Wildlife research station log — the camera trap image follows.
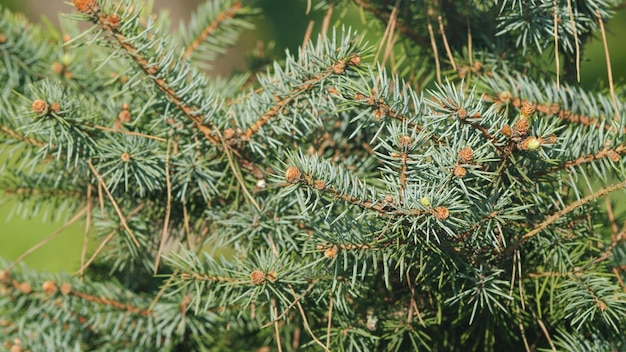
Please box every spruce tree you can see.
[1,0,626,350]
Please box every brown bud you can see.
[349,54,362,66]
[472,61,483,72]
[499,91,512,103]
[60,283,72,295]
[266,271,277,283]
[50,102,61,113]
[384,194,395,204]
[313,179,326,190]
[51,62,65,75]
[324,246,338,259]
[285,166,301,184]
[250,270,266,285]
[398,135,412,148]
[104,14,121,30]
[354,93,367,101]
[433,206,449,221]
[457,147,474,163]
[333,60,346,74]
[73,0,98,13]
[0,32,7,44]
[518,136,540,151]
[501,125,513,137]
[0,270,9,282]
[543,134,557,145]
[18,282,32,294]
[223,128,235,140]
[520,102,535,118]
[42,280,57,295]
[32,99,49,114]
[457,108,467,119]
[453,165,467,178]
[118,109,131,123]
[120,152,131,162]
[514,118,530,136]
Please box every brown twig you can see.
[566,0,581,82]
[553,0,560,90]
[326,293,334,349]
[80,184,93,280]
[90,124,166,142]
[182,2,243,60]
[87,160,141,248]
[518,179,626,244]
[289,284,330,352]
[5,206,88,273]
[537,318,556,351]
[0,125,46,147]
[427,15,442,85]
[74,203,145,275]
[272,298,284,352]
[596,10,621,121]
[438,16,457,71]
[154,138,173,274]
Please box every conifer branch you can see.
[182,2,243,60]
[87,160,141,248]
[89,8,220,145]
[0,125,46,147]
[519,179,626,244]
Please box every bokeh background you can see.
[1,0,625,273]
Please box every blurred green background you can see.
[1,0,625,273]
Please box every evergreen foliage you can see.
[1,0,626,350]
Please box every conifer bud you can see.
[313,179,326,190]
[0,32,7,44]
[526,137,541,151]
[223,128,235,140]
[0,270,8,282]
[333,60,346,74]
[518,136,541,151]
[398,135,412,148]
[457,108,467,119]
[514,118,530,136]
[349,54,362,66]
[266,271,277,283]
[499,91,512,103]
[457,147,474,163]
[324,246,338,259]
[32,99,49,114]
[73,0,98,14]
[420,197,430,207]
[104,14,121,30]
[118,109,131,123]
[120,152,131,162]
[285,166,301,184]
[60,283,72,295]
[18,282,32,294]
[42,280,57,295]
[250,270,266,285]
[520,102,535,118]
[453,165,467,178]
[354,93,367,101]
[501,124,513,137]
[50,102,61,113]
[433,206,449,221]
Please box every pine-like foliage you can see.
[1,0,626,350]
